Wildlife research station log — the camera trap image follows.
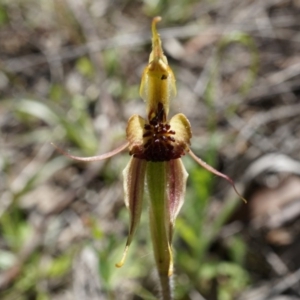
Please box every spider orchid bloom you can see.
[53,16,246,294]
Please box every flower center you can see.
[130,102,187,162]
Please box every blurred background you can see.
[1,0,300,299]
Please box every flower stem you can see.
[159,273,173,300]
[146,161,173,300]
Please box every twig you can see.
[236,103,300,143]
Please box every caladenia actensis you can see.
[53,17,246,300]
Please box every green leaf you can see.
[0,4,8,25]
[76,56,95,78]
[45,253,73,278]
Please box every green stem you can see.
[146,161,173,300]
[159,273,173,300]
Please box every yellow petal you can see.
[116,157,147,268]
[168,113,192,155]
[140,17,176,122]
[126,114,146,157]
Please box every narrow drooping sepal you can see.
[167,159,188,242]
[146,161,173,278]
[116,157,147,268]
[51,142,129,162]
[140,16,176,121]
[188,149,247,203]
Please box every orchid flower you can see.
[53,16,246,299]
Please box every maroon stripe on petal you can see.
[167,159,188,225]
[124,158,147,240]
